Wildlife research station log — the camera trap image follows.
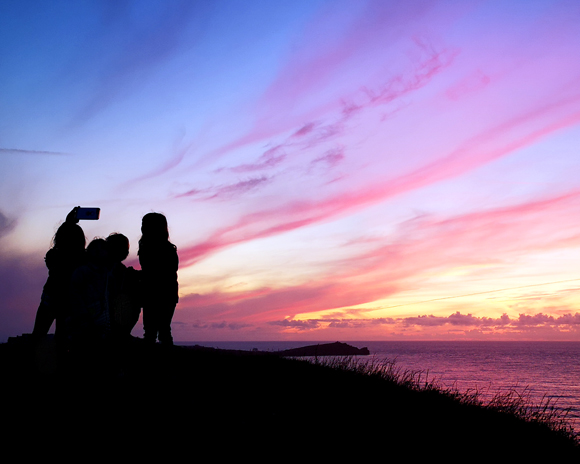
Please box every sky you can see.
[2,0,580,342]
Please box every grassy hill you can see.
[2,336,578,460]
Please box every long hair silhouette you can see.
[139,212,171,245]
[137,212,178,345]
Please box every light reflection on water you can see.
[362,341,580,430]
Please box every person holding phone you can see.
[138,212,179,345]
[32,207,87,341]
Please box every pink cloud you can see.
[260,311,580,338]
[175,187,580,333]
[292,122,318,138]
[332,189,580,286]
[190,4,457,169]
[178,278,400,326]
[446,69,491,100]
[178,92,580,269]
[177,307,580,340]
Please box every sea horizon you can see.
[176,339,580,350]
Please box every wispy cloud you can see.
[218,146,287,174]
[0,211,16,238]
[67,1,209,125]
[309,147,345,170]
[175,187,580,332]
[0,148,69,156]
[176,175,271,201]
[177,95,580,268]
[191,7,457,169]
[170,5,580,268]
[123,137,194,187]
[192,320,252,331]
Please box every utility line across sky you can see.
[378,279,580,310]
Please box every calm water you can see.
[183,341,580,431]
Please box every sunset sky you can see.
[2,0,580,342]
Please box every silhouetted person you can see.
[68,238,111,346]
[106,233,142,339]
[32,207,86,343]
[138,212,179,345]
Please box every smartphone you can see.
[76,207,100,220]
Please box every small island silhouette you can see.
[276,341,370,357]
[186,340,370,357]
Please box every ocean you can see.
[182,340,580,432]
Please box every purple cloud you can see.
[226,146,287,173]
[0,211,16,238]
[177,175,271,201]
[270,312,580,332]
[310,147,345,169]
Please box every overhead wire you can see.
[377,278,580,310]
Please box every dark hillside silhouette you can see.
[2,337,578,460]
